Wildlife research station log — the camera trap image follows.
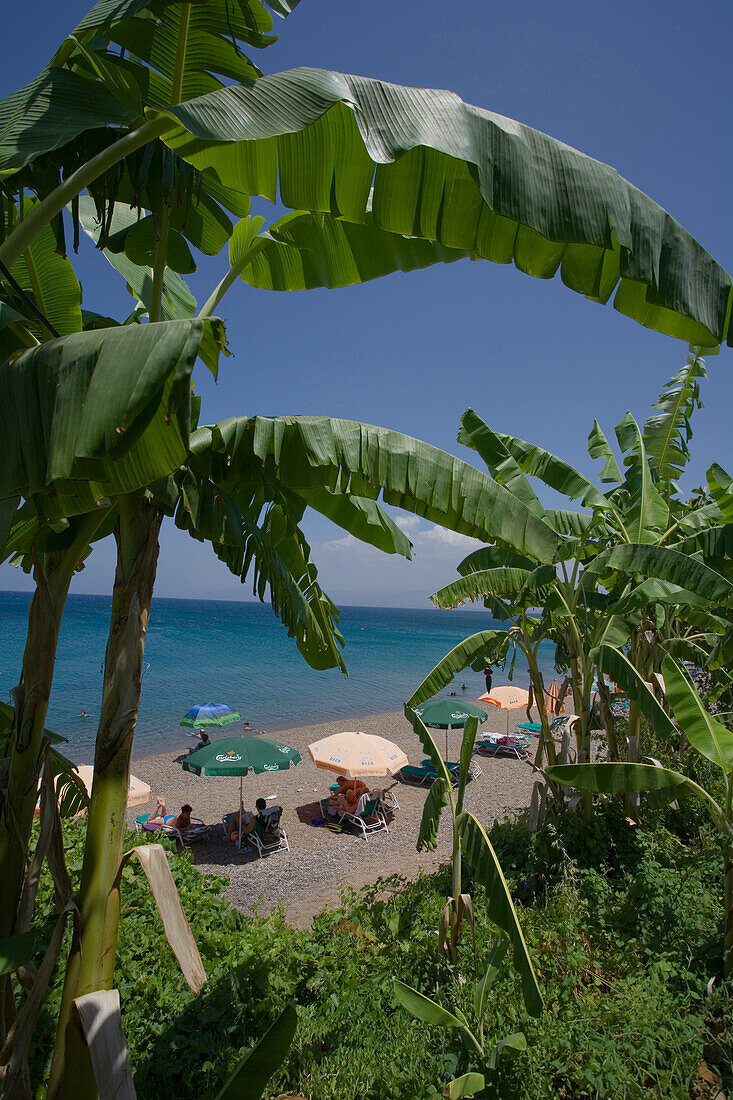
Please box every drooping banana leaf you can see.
[0,320,212,516]
[295,487,413,559]
[545,761,692,796]
[586,544,733,605]
[592,644,677,742]
[457,545,536,576]
[431,568,555,611]
[615,413,670,542]
[7,199,83,337]
[407,631,511,707]
[661,655,733,773]
[417,775,449,852]
[457,812,543,1017]
[152,68,733,346]
[455,409,547,519]
[189,416,562,563]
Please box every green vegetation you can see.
[23,801,729,1099]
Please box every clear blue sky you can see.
[2,0,730,607]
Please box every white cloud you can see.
[394,514,422,533]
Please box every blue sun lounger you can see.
[400,763,460,787]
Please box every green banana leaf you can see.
[189,416,561,563]
[237,210,471,292]
[295,487,412,559]
[616,412,670,542]
[708,464,733,523]
[393,980,465,1029]
[403,705,454,787]
[546,761,691,795]
[592,644,677,742]
[674,524,733,563]
[153,67,733,346]
[431,567,555,611]
[661,656,733,772]
[587,421,622,483]
[214,1002,297,1100]
[446,1073,486,1099]
[9,199,83,337]
[463,417,611,512]
[457,546,536,575]
[173,471,346,672]
[417,775,449,853]
[0,68,136,175]
[0,320,210,514]
[586,544,733,605]
[457,812,543,1017]
[642,353,706,483]
[456,410,547,519]
[407,630,510,707]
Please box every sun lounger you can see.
[319,792,387,838]
[399,764,460,787]
[249,806,289,857]
[474,733,530,760]
[134,813,208,846]
[419,757,483,779]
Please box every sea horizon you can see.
[0,589,557,762]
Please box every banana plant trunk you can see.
[0,516,103,1045]
[526,652,556,768]
[725,839,733,980]
[48,495,161,1100]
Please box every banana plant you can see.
[394,937,526,1098]
[403,705,543,1018]
[547,654,733,976]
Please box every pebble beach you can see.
[128,705,539,928]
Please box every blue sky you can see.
[1,0,730,607]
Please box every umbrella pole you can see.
[238,775,243,852]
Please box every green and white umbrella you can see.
[412,699,488,756]
[182,736,300,847]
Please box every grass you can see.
[26,795,731,1099]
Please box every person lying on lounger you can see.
[226,797,267,842]
[332,775,368,797]
[327,787,362,816]
[147,799,194,832]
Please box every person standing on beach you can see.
[484,665,493,694]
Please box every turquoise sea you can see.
[0,591,557,762]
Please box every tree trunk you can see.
[0,515,104,1047]
[527,653,556,769]
[48,496,161,1100]
[595,676,619,761]
[724,841,733,980]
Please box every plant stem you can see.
[0,512,108,1046]
[48,495,162,1100]
[0,119,171,274]
[148,206,169,323]
[171,4,192,105]
[196,238,267,318]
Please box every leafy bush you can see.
[25,805,728,1099]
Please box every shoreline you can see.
[128,705,538,928]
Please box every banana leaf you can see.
[153,67,733,346]
[661,656,733,772]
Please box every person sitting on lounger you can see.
[147,799,194,832]
[333,775,368,796]
[226,797,267,842]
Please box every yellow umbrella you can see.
[307,731,408,778]
[479,686,532,734]
[75,765,151,809]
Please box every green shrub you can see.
[24,804,728,1099]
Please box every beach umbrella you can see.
[181,735,300,847]
[545,678,564,715]
[74,765,151,809]
[180,702,242,728]
[412,699,488,756]
[308,731,408,779]
[479,686,531,734]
